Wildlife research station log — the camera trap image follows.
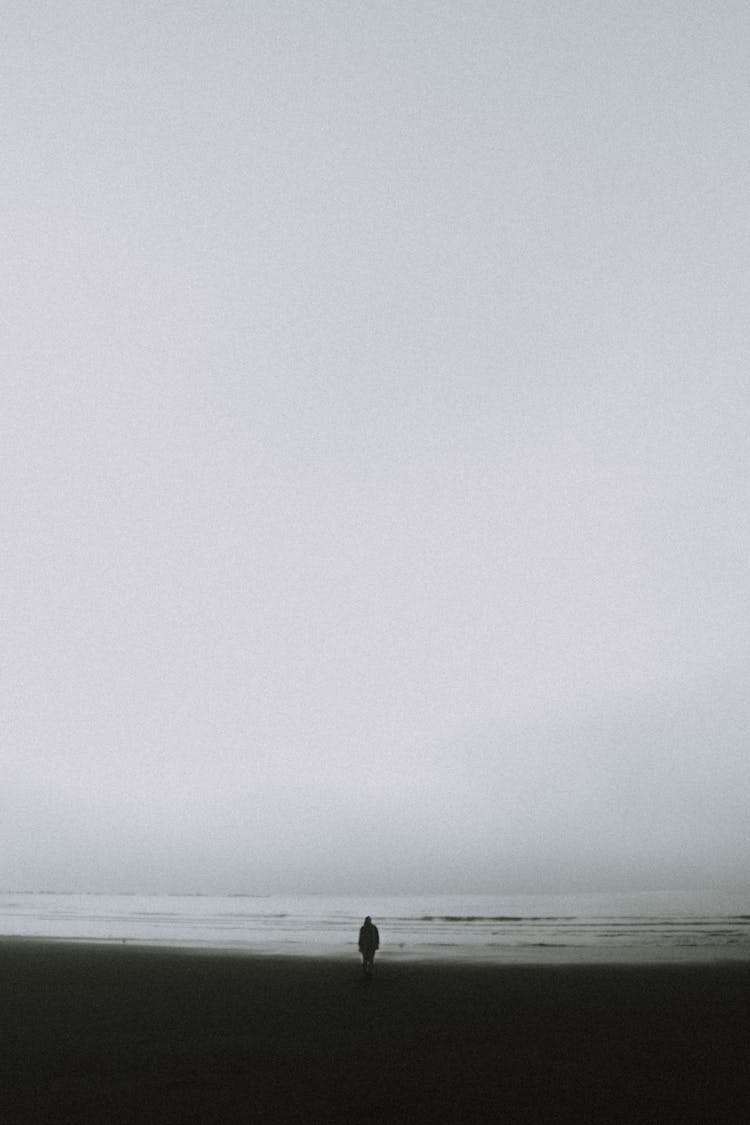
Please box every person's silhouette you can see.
[358,916,379,977]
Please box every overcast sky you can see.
[3,1,749,895]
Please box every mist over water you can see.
[3,890,749,964]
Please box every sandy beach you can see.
[3,940,749,1123]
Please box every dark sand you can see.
[2,941,749,1123]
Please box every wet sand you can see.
[3,940,749,1123]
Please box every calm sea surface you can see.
[2,890,749,963]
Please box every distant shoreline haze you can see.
[2,889,749,964]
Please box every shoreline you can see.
[2,932,749,966]
[4,939,750,1122]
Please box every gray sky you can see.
[3,1,749,895]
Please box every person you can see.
[358,916,379,977]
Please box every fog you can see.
[4,2,749,894]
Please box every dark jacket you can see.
[358,922,380,955]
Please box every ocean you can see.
[2,889,749,963]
